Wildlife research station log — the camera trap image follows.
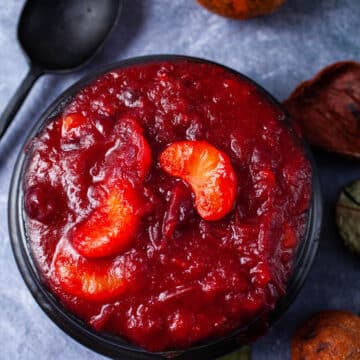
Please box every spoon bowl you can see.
[19,0,121,71]
[0,0,122,139]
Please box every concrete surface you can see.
[0,1,359,359]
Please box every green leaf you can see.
[218,346,251,360]
[336,179,360,255]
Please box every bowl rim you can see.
[8,54,323,359]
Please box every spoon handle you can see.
[0,64,43,139]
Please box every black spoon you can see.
[0,0,122,139]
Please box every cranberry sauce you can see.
[24,60,311,351]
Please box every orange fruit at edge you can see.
[197,0,286,19]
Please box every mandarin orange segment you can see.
[54,245,128,301]
[160,140,237,221]
[71,182,140,258]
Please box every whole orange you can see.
[197,0,286,19]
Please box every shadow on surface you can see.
[89,0,146,66]
[279,0,344,17]
[0,107,33,169]
[283,0,325,15]
[0,75,50,169]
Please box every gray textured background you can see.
[0,1,359,359]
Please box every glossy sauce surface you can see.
[24,60,311,351]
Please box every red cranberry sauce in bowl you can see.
[23,60,311,351]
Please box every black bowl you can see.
[8,55,322,359]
